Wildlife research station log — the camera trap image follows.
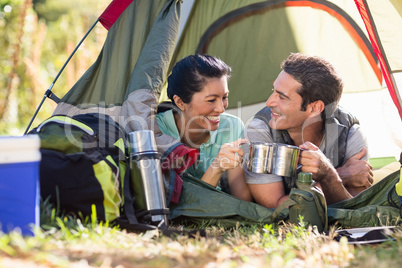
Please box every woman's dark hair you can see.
[281,53,343,116]
[167,54,231,106]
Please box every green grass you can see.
[1,205,401,267]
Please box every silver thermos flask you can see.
[129,130,168,226]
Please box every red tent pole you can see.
[355,0,402,121]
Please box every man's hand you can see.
[336,148,373,190]
[299,141,352,203]
[299,142,335,182]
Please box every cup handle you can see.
[297,148,306,171]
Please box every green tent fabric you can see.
[170,173,276,226]
[56,0,177,109]
[170,170,401,229]
[54,0,181,155]
[160,0,383,109]
[327,170,401,228]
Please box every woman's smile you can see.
[206,115,221,124]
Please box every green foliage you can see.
[33,0,101,22]
[39,197,112,233]
[0,0,108,135]
[1,211,402,267]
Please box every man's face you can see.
[265,71,309,132]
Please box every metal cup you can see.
[247,142,273,173]
[271,143,301,177]
[247,142,301,177]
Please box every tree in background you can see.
[0,0,108,135]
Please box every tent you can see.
[47,0,402,167]
[45,0,402,164]
[29,0,402,228]
[160,0,402,165]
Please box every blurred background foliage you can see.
[0,0,109,135]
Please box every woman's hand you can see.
[212,138,248,173]
[201,138,248,187]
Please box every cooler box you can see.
[0,135,41,236]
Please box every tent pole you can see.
[24,19,100,135]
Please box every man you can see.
[244,53,373,207]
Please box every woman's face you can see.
[180,76,229,133]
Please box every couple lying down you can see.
[156,53,374,209]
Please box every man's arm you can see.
[300,142,352,204]
[248,182,288,208]
[316,166,353,204]
[243,159,288,207]
[336,125,373,195]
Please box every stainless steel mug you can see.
[247,142,273,173]
[129,130,168,225]
[247,142,301,177]
[271,143,301,177]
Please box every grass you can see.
[1,204,401,268]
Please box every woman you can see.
[157,54,252,201]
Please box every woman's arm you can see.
[227,166,253,201]
[200,162,225,187]
[200,138,248,191]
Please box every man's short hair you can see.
[281,53,343,116]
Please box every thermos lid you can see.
[129,130,158,155]
[297,172,313,184]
